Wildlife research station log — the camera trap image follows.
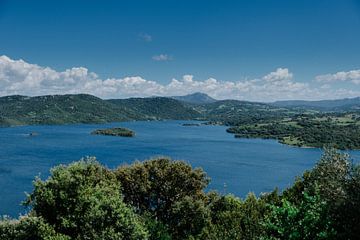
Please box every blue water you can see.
[1,121,359,217]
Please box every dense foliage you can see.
[1,149,360,239]
[24,158,148,239]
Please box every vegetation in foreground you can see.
[1,148,359,239]
[91,127,135,137]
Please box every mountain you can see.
[171,92,217,104]
[107,97,202,120]
[272,97,360,111]
[0,93,312,127]
[0,94,203,127]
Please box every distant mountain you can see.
[272,97,360,111]
[172,92,217,104]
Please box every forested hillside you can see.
[0,94,203,126]
[108,97,202,120]
[0,94,136,126]
[0,94,285,126]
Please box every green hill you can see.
[107,97,202,120]
[0,94,290,127]
[194,100,292,125]
[0,94,136,126]
[0,94,203,127]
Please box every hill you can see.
[107,97,202,120]
[194,99,292,125]
[0,94,137,126]
[0,93,292,127]
[3,93,360,149]
[171,92,217,104]
[0,94,203,127]
[272,97,360,111]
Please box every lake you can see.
[1,121,359,217]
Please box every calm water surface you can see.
[1,121,359,216]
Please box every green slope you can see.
[0,94,137,126]
[0,94,203,126]
[108,97,202,120]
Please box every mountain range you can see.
[272,97,360,111]
[1,92,360,127]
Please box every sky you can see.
[0,0,360,101]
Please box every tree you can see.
[263,191,336,240]
[169,196,210,240]
[25,157,148,240]
[115,157,209,222]
[305,148,351,206]
[280,148,360,240]
[0,216,70,240]
[202,193,266,240]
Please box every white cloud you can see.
[263,68,293,82]
[152,54,172,61]
[1,55,360,101]
[138,33,152,42]
[316,69,360,84]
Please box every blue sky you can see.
[0,0,360,101]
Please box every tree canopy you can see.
[1,150,360,239]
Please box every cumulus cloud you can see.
[263,68,293,82]
[0,55,359,101]
[316,69,360,84]
[152,54,172,61]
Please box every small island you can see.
[182,123,201,126]
[91,127,135,137]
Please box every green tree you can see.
[115,157,209,221]
[0,216,70,240]
[263,191,336,240]
[338,164,360,239]
[169,196,210,240]
[280,148,360,240]
[305,148,351,206]
[141,213,172,240]
[25,158,148,240]
[203,193,266,240]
